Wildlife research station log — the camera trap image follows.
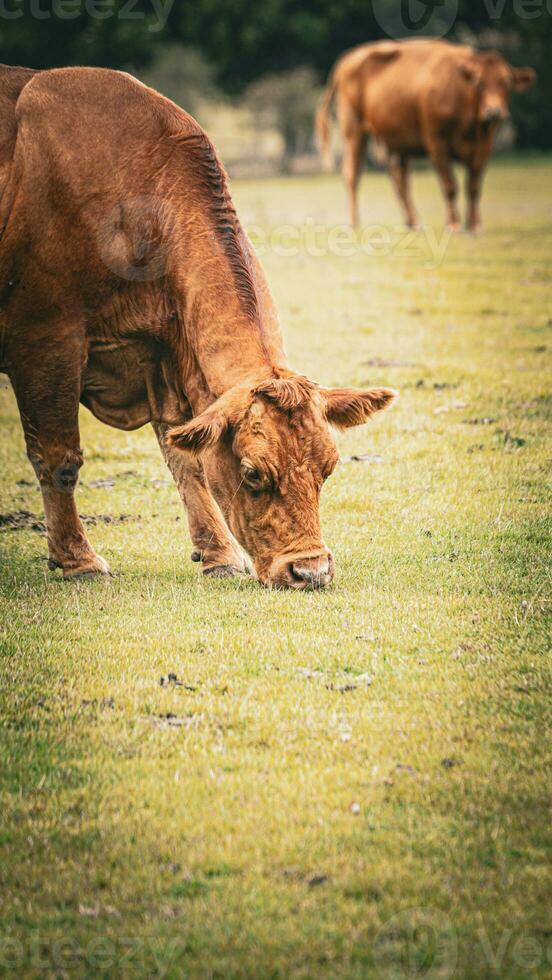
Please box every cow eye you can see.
[241,463,264,490]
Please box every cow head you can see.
[462,51,536,125]
[167,371,397,589]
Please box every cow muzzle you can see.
[266,550,335,591]
[480,104,508,124]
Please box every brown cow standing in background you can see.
[316,39,536,231]
[0,65,396,590]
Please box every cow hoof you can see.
[203,564,241,579]
[193,547,252,576]
[448,222,461,233]
[62,555,111,580]
[467,225,482,235]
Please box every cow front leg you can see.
[9,334,109,579]
[41,480,110,579]
[427,138,460,231]
[153,423,249,577]
[389,153,420,229]
[466,164,484,233]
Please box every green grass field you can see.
[1,158,551,979]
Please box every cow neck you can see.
[165,127,287,406]
[184,302,273,401]
[178,239,287,408]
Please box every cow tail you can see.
[316,71,338,171]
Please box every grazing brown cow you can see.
[0,65,396,590]
[316,39,536,231]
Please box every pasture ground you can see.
[0,158,551,979]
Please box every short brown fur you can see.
[0,65,396,589]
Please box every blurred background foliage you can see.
[0,0,550,171]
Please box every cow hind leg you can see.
[153,423,250,578]
[389,154,420,229]
[342,132,367,228]
[8,327,109,579]
[338,98,367,228]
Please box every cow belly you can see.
[81,339,189,430]
[384,132,426,155]
[366,90,425,154]
[372,122,426,155]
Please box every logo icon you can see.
[402,0,445,30]
[96,196,168,283]
[372,0,458,38]
[372,907,458,980]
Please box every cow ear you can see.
[166,404,229,455]
[323,387,398,429]
[511,67,536,92]
[461,56,484,87]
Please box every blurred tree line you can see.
[0,0,550,148]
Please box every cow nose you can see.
[289,554,333,590]
[482,105,507,123]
